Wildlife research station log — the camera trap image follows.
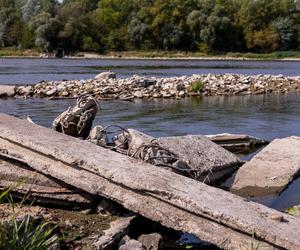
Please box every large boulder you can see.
[0,85,16,97]
[227,136,300,197]
[95,71,116,80]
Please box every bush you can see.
[191,81,205,92]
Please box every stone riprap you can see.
[11,73,300,99]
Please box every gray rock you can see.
[18,85,33,95]
[93,216,135,250]
[134,91,143,98]
[0,85,16,97]
[138,233,163,250]
[95,71,116,80]
[119,236,145,250]
[45,88,58,96]
[228,136,300,197]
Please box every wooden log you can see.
[205,133,269,153]
[0,114,300,249]
[0,157,95,207]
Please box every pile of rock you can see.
[9,73,300,100]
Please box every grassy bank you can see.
[100,50,300,60]
[1,47,300,60]
[0,48,39,57]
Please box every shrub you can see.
[191,81,205,92]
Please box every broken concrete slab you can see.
[157,135,242,183]
[229,136,300,197]
[124,129,242,184]
[0,85,16,97]
[205,133,269,153]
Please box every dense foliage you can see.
[0,0,299,53]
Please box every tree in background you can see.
[0,0,299,53]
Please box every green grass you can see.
[1,47,299,60]
[225,51,300,60]
[0,187,59,250]
[0,48,39,57]
[102,50,300,60]
[190,81,205,93]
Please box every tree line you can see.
[0,0,299,54]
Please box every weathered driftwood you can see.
[1,114,300,249]
[0,158,95,207]
[205,133,269,153]
[228,136,300,197]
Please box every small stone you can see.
[46,88,58,96]
[138,233,163,250]
[119,235,145,250]
[134,91,143,98]
[269,213,284,222]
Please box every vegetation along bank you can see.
[0,0,299,55]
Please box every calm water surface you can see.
[0,58,300,85]
[1,93,300,140]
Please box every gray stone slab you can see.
[229,136,300,197]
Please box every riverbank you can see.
[1,48,300,61]
[2,73,299,100]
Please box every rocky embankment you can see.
[2,73,300,99]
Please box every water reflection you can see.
[1,92,300,141]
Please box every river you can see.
[0,58,300,85]
[0,58,300,210]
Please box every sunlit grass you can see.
[0,187,59,250]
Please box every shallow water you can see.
[1,93,300,141]
[0,58,299,85]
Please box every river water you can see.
[0,58,300,85]
[1,58,300,211]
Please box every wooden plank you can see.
[0,158,95,206]
[0,114,299,249]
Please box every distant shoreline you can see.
[1,49,300,61]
